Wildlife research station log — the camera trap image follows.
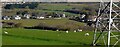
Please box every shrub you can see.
[6,22,15,28]
[14,23,23,28]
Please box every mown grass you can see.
[2,28,120,46]
[2,28,93,45]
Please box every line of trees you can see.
[4,2,39,9]
[64,6,98,16]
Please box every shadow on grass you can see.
[2,34,119,47]
[3,34,87,45]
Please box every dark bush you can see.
[64,9,80,14]
[2,22,15,28]
[14,23,23,28]
[24,21,94,31]
[2,22,6,24]
[2,22,23,28]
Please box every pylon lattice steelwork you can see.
[93,0,120,47]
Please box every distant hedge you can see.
[4,2,39,9]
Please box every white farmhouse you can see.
[37,16,45,19]
[23,14,31,19]
[2,16,10,20]
[48,16,52,18]
[14,15,21,20]
[62,14,66,18]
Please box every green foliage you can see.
[3,3,98,16]
[47,21,81,31]
[25,6,29,9]
[16,11,22,15]
[4,2,39,9]
[14,23,23,28]
[118,2,120,6]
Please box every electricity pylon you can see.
[93,0,120,47]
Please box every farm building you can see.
[2,16,11,20]
[22,14,31,19]
[36,16,45,19]
[13,15,21,20]
[52,13,66,18]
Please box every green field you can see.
[3,19,85,27]
[2,3,120,47]
[2,28,120,46]
[3,19,90,31]
[2,19,120,46]
[2,28,93,45]
[3,3,98,16]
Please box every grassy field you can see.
[2,18,120,46]
[2,3,98,16]
[3,19,93,31]
[2,28,119,46]
[2,28,94,45]
[2,3,120,47]
[2,28,93,45]
[3,19,85,27]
